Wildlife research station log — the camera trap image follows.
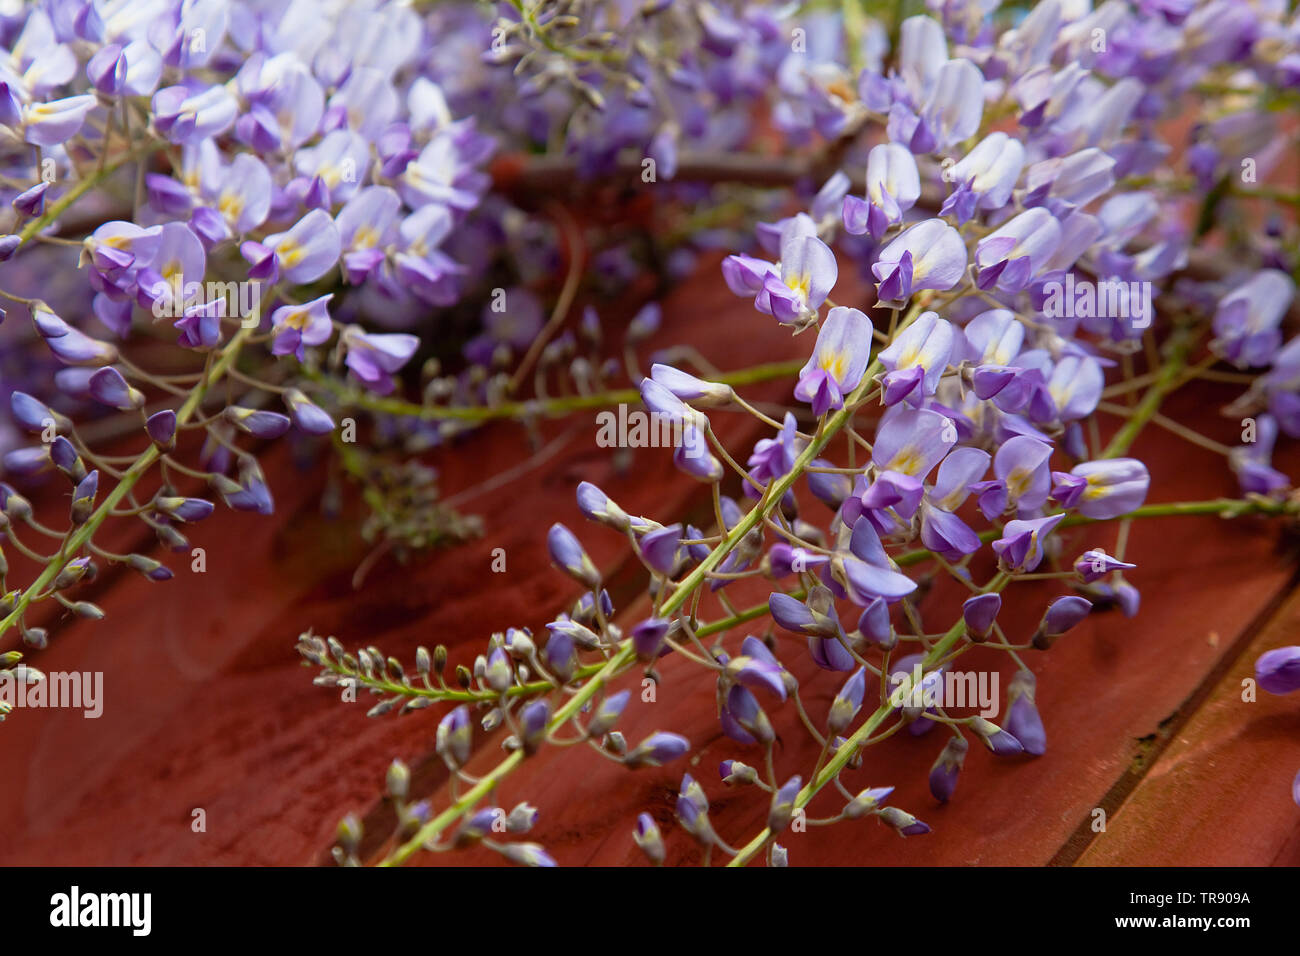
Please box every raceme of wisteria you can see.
[2,0,1300,867]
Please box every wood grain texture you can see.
[2,267,1299,867]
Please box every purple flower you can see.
[154,496,215,523]
[846,143,920,238]
[10,392,67,433]
[639,378,707,431]
[757,225,837,326]
[1211,270,1295,368]
[262,209,341,285]
[650,363,733,406]
[639,524,682,575]
[722,253,775,296]
[949,132,1025,211]
[341,328,419,394]
[972,435,1054,519]
[22,94,96,147]
[769,587,842,640]
[587,690,629,739]
[271,295,334,361]
[1046,354,1104,423]
[519,699,550,755]
[870,407,957,480]
[878,311,955,404]
[795,307,873,416]
[992,514,1065,572]
[1067,458,1150,519]
[151,85,237,144]
[725,652,787,701]
[34,308,118,367]
[975,208,1062,293]
[872,219,966,304]
[12,182,49,217]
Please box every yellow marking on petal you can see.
[1006,467,1034,498]
[821,353,847,380]
[353,225,380,249]
[281,308,311,330]
[887,446,925,476]
[218,191,244,223]
[277,238,304,268]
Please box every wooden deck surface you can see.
[2,261,1299,867]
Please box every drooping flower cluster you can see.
[2,0,1298,866]
[298,0,1300,866]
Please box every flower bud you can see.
[146,410,177,450]
[499,842,556,867]
[962,592,1001,642]
[576,481,630,532]
[506,802,539,834]
[634,812,665,864]
[224,406,292,439]
[126,553,173,581]
[70,470,98,525]
[336,813,363,854]
[878,805,931,836]
[386,760,410,800]
[547,523,601,588]
[520,699,550,755]
[1256,646,1300,695]
[484,647,513,692]
[827,667,867,735]
[1004,670,1046,755]
[970,716,1024,755]
[719,759,759,785]
[928,736,969,803]
[586,689,629,738]
[675,774,716,844]
[53,556,91,590]
[767,775,803,832]
[436,705,471,769]
[624,731,689,769]
[1033,595,1092,649]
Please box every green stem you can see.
[0,328,252,642]
[306,357,806,424]
[383,314,922,863]
[1100,325,1197,459]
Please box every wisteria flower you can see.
[795,307,873,416]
